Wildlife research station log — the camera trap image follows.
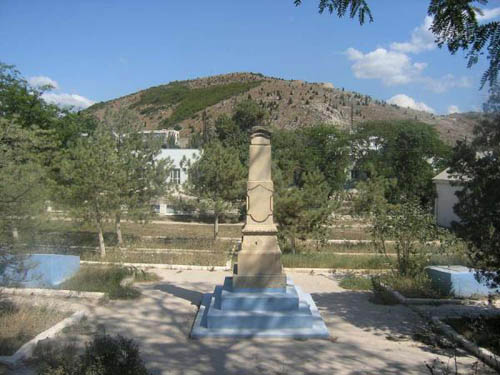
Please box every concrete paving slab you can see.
[9,269,494,374]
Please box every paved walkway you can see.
[7,270,494,374]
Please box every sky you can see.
[1,0,499,115]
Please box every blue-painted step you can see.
[214,277,300,311]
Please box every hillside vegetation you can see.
[86,72,480,145]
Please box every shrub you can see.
[36,334,150,375]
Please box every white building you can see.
[433,168,462,228]
[154,148,201,215]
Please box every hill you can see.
[86,72,480,145]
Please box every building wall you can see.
[154,148,201,215]
[156,148,200,186]
[434,181,462,228]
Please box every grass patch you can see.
[58,266,158,299]
[326,227,373,240]
[339,275,373,290]
[282,253,392,269]
[0,302,70,356]
[378,274,448,299]
[83,249,228,266]
[30,220,241,249]
[445,316,500,356]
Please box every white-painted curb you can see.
[80,260,231,271]
[0,287,106,300]
[0,310,86,368]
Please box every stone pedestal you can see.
[190,126,329,339]
[191,277,329,338]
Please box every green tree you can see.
[293,0,500,88]
[371,200,442,277]
[449,85,500,285]
[215,100,268,165]
[352,171,395,216]
[59,127,121,257]
[187,140,246,239]
[272,125,350,195]
[100,108,172,246]
[99,109,172,246]
[274,168,332,253]
[0,120,52,284]
[353,120,450,206]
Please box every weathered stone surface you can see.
[233,126,286,289]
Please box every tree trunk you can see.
[291,236,296,255]
[115,212,123,247]
[12,226,19,241]
[214,213,219,240]
[97,222,106,258]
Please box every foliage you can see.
[379,273,445,299]
[352,120,450,206]
[371,200,444,277]
[58,266,157,299]
[214,99,268,165]
[187,140,246,239]
[294,0,499,88]
[58,126,121,256]
[339,275,372,290]
[274,168,333,252]
[129,81,262,128]
[352,172,395,216]
[273,125,351,194]
[0,63,96,148]
[0,119,52,284]
[449,85,500,286]
[35,334,150,375]
[98,108,172,245]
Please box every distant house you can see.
[153,148,200,215]
[433,168,462,228]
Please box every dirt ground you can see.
[4,270,496,375]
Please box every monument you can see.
[191,126,329,338]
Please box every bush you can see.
[35,334,150,375]
[58,266,158,299]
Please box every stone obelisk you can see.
[232,126,286,289]
[190,125,329,339]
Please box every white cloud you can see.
[391,16,435,54]
[423,74,472,93]
[345,16,473,92]
[28,76,59,89]
[475,7,500,21]
[387,94,435,113]
[448,105,460,114]
[346,47,427,85]
[41,92,95,110]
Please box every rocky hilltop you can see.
[86,72,480,144]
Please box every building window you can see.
[171,168,181,184]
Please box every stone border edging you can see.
[0,287,106,300]
[377,282,466,305]
[431,316,500,371]
[80,260,390,275]
[81,260,231,271]
[283,267,389,274]
[0,310,86,368]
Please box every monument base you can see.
[190,277,329,339]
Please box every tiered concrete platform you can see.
[191,277,329,338]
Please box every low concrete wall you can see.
[2,254,80,288]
